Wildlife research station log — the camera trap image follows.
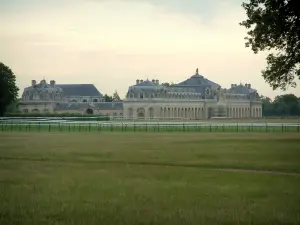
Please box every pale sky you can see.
[1,0,299,99]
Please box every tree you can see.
[161,82,170,87]
[261,96,274,116]
[103,94,113,102]
[112,91,121,102]
[273,94,300,116]
[6,98,20,113]
[240,0,300,91]
[161,82,175,87]
[0,62,19,116]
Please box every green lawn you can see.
[0,133,300,225]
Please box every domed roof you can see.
[176,68,219,87]
[135,80,157,87]
[130,79,165,91]
[229,84,257,95]
[25,79,63,92]
[22,79,64,101]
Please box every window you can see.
[93,99,98,102]
[82,99,87,102]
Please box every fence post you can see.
[69,124,71,132]
[236,123,238,132]
[111,123,113,132]
[265,123,268,132]
[49,124,51,132]
[89,123,91,132]
[146,123,147,132]
[134,123,136,132]
[158,123,159,132]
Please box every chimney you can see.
[156,80,159,85]
[136,79,140,84]
[248,84,251,89]
[140,79,143,83]
[50,80,56,86]
[231,84,234,88]
[152,79,155,83]
[32,80,36,86]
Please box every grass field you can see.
[1,133,300,225]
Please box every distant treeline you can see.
[262,94,300,117]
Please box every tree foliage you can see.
[161,82,175,87]
[104,94,113,102]
[0,62,19,116]
[262,94,300,116]
[240,0,300,90]
[112,91,121,102]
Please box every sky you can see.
[1,0,299,99]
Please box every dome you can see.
[173,68,220,99]
[22,79,64,101]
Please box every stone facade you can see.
[123,69,262,119]
[19,69,263,119]
[19,79,123,116]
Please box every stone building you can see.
[19,79,123,116]
[19,69,262,119]
[123,69,262,119]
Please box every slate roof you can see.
[134,80,157,87]
[176,73,219,87]
[56,84,102,97]
[228,84,256,95]
[55,102,123,110]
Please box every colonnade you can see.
[127,105,263,119]
[159,107,206,119]
[227,107,262,118]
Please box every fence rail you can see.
[0,122,300,133]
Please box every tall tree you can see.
[112,91,121,102]
[273,94,300,116]
[261,96,274,116]
[240,0,300,90]
[103,94,113,102]
[0,62,19,116]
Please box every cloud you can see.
[0,0,299,99]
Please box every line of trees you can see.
[262,94,300,117]
[103,91,121,102]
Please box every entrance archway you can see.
[137,108,145,119]
[86,108,94,114]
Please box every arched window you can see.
[82,99,87,102]
[93,99,98,102]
